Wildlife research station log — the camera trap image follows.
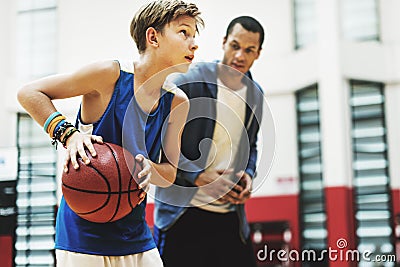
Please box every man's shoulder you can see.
[252,79,264,94]
[173,62,218,84]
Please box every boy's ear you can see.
[146,27,159,48]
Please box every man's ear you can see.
[146,27,159,48]
[222,36,227,50]
[255,48,262,60]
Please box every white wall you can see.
[55,0,280,70]
[54,0,287,115]
[253,93,298,197]
[385,85,400,190]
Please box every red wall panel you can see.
[392,189,400,217]
[0,236,13,267]
[325,186,357,267]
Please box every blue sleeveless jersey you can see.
[55,66,175,256]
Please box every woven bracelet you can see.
[61,127,80,148]
[51,121,74,149]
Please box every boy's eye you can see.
[180,29,195,39]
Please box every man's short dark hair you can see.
[225,16,265,50]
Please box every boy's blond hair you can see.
[130,0,204,54]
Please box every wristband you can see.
[43,111,61,132]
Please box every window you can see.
[293,0,317,49]
[342,0,380,41]
[15,114,57,267]
[16,0,58,81]
[15,1,58,265]
[296,85,328,266]
[350,81,394,265]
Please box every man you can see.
[154,16,265,267]
[17,1,203,266]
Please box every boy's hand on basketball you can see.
[63,131,103,172]
[135,154,151,205]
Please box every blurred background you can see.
[0,0,399,266]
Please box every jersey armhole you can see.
[115,60,134,74]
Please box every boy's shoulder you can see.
[116,60,133,74]
[162,79,189,107]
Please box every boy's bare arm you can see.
[149,88,190,187]
[17,60,119,170]
[17,60,119,127]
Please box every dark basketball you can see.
[61,142,143,223]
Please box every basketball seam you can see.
[62,183,141,194]
[67,164,112,216]
[105,143,124,222]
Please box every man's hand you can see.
[219,171,252,205]
[233,171,252,204]
[194,169,244,203]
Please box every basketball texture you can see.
[61,142,143,223]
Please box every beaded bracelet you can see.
[51,121,74,149]
[61,127,80,148]
[53,120,66,139]
[54,122,74,141]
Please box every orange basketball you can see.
[61,142,143,223]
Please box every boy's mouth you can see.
[185,55,194,62]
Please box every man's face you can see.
[221,23,261,74]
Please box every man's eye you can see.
[180,30,187,36]
[231,44,240,50]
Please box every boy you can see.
[17,1,203,266]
